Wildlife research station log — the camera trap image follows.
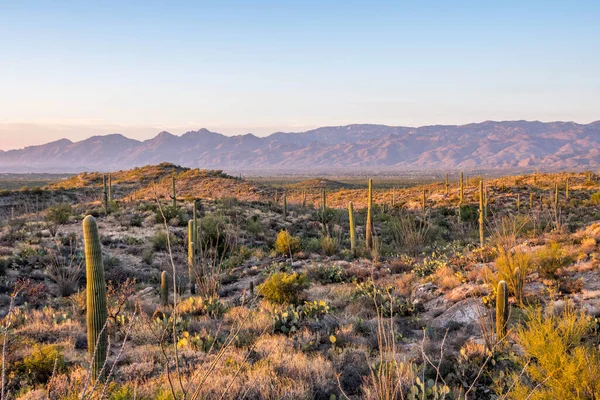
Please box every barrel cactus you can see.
[83,215,108,381]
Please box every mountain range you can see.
[1,120,599,173]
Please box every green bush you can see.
[274,230,301,256]
[258,271,309,305]
[320,236,339,256]
[535,241,572,278]
[45,203,72,225]
[152,230,182,251]
[307,263,347,284]
[590,192,600,205]
[154,205,181,224]
[13,344,65,385]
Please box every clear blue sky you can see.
[0,1,599,149]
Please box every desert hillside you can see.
[0,165,600,398]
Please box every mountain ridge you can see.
[1,120,599,172]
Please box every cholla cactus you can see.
[83,215,108,381]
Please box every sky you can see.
[1,0,599,150]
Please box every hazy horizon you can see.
[1,1,599,150]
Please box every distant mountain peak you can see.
[0,120,598,172]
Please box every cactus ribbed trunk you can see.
[459,171,464,204]
[160,271,169,307]
[516,194,520,212]
[445,173,449,196]
[83,215,108,381]
[188,220,196,295]
[554,182,559,208]
[108,174,112,203]
[192,201,198,256]
[302,190,306,208]
[366,179,373,250]
[102,175,109,216]
[565,179,569,200]
[421,187,426,215]
[348,201,356,255]
[283,193,287,219]
[321,189,327,233]
[496,280,509,342]
[171,175,177,209]
[479,180,484,249]
[530,193,534,210]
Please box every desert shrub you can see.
[46,252,83,297]
[590,192,600,205]
[12,344,65,385]
[353,281,414,317]
[154,205,181,224]
[303,237,322,253]
[534,241,572,278]
[258,272,309,305]
[274,230,301,256]
[320,236,339,256]
[200,214,230,257]
[387,212,431,255]
[494,249,532,306]
[152,230,182,251]
[307,263,347,284]
[458,204,478,222]
[178,296,227,318]
[504,306,600,399]
[45,203,72,225]
[412,251,447,278]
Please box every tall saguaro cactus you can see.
[108,174,112,203]
[83,215,108,381]
[516,194,521,212]
[283,192,287,219]
[348,201,356,255]
[302,190,307,208]
[530,193,534,210]
[366,179,373,250]
[102,175,109,215]
[554,182,559,208]
[459,171,464,203]
[565,179,569,200]
[321,189,327,226]
[478,180,484,249]
[496,280,509,341]
[445,173,449,196]
[421,187,426,215]
[160,271,169,307]
[171,174,177,209]
[188,220,196,295]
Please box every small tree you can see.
[45,203,72,237]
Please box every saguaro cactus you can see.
[102,175,109,215]
[565,179,569,200]
[188,220,196,295]
[108,174,112,203]
[496,280,509,341]
[421,187,426,214]
[321,189,327,224]
[529,193,534,210]
[83,215,108,381]
[516,193,521,212]
[283,192,287,219]
[554,182,559,208]
[348,201,356,255]
[459,171,464,203]
[160,271,169,306]
[445,173,449,196]
[302,190,307,208]
[171,174,178,209]
[478,180,484,249]
[366,179,373,250]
